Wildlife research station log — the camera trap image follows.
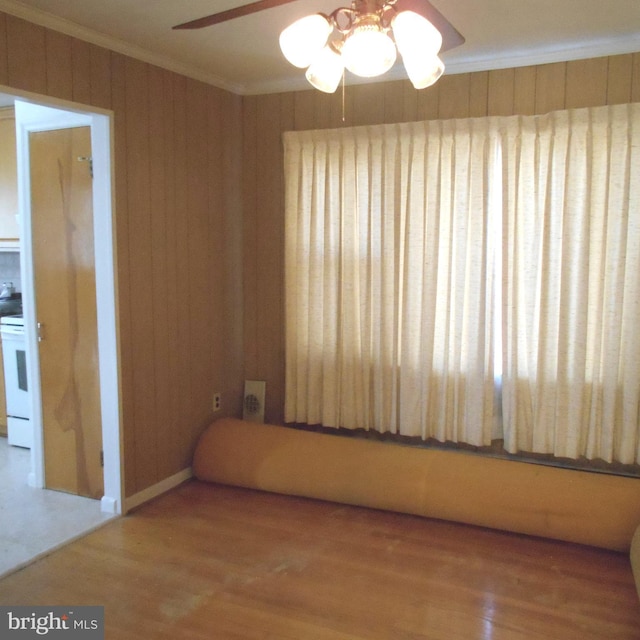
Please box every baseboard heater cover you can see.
[193,418,640,553]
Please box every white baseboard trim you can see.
[100,495,120,515]
[123,467,193,514]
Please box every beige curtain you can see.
[501,104,640,463]
[284,120,499,444]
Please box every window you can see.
[284,103,640,464]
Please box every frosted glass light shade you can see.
[402,54,445,89]
[279,14,332,68]
[305,46,344,93]
[392,11,442,56]
[341,24,396,77]
[392,11,444,89]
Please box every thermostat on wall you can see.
[243,380,266,423]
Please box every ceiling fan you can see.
[173,0,465,92]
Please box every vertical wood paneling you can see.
[71,38,92,105]
[207,89,226,408]
[513,66,537,115]
[401,81,419,123]
[488,68,515,116]
[172,73,192,471]
[90,46,112,110]
[534,61,566,113]
[160,71,181,473]
[124,57,157,491]
[280,91,295,132]
[293,90,315,130]
[6,15,46,93]
[257,93,286,423]
[221,91,244,417]
[147,65,171,479]
[242,94,259,380]
[607,54,633,105]
[469,71,489,117]
[352,83,386,125]
[0,13,7,84]
[110,51,136,496]
[44,30,72,100]
[416,80,439,121]
[632,53,640,102]
[438,73,471,119]
[242,52,640,429]
[566,57,608,108]
[384,80,406,123]
[185,79,212,442]
[313,90,334,129]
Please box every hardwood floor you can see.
[1,480,639,639]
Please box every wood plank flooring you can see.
[0,480,639,639]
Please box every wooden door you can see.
[29,126,103,499]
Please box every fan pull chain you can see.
[341,69,346,123]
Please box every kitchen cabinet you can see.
[0,107,20,250]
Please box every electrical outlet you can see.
[213,392,222,412]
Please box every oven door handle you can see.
[0,327,25,337]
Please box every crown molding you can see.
[247,36,640,95]
[443,35,640,77]
[0,0,245,94]
[0,0,638,96]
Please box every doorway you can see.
[15,100,121,511]
[0,94,124,574]
[4,95,122,515]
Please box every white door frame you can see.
[14,99,122,515]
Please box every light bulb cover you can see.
[279,14,332,69]
[305,46,344,93]
[402,54,445,89]
[341,19,396,78]
[392,11,443,57]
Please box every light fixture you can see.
[279,0,445,93]
[279,14,333,69]
[341,13,396,78]
[306,45,344,93]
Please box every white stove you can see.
[1,314,31,448]
[1,314,24,328]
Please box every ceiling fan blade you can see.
[173,0,465,54]
[173,0,300,29]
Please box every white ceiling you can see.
[1,0,639,95]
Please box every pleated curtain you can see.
[284,103,640,463]
[501,104,640,463]
[283,120,499,446]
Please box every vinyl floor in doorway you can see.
[0,436,114,578]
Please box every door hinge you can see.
[77,155,93,178]
[100,450,104,468]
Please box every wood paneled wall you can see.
[2,8,639,496]
[0,12,244,498]
[242,53,640,425]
